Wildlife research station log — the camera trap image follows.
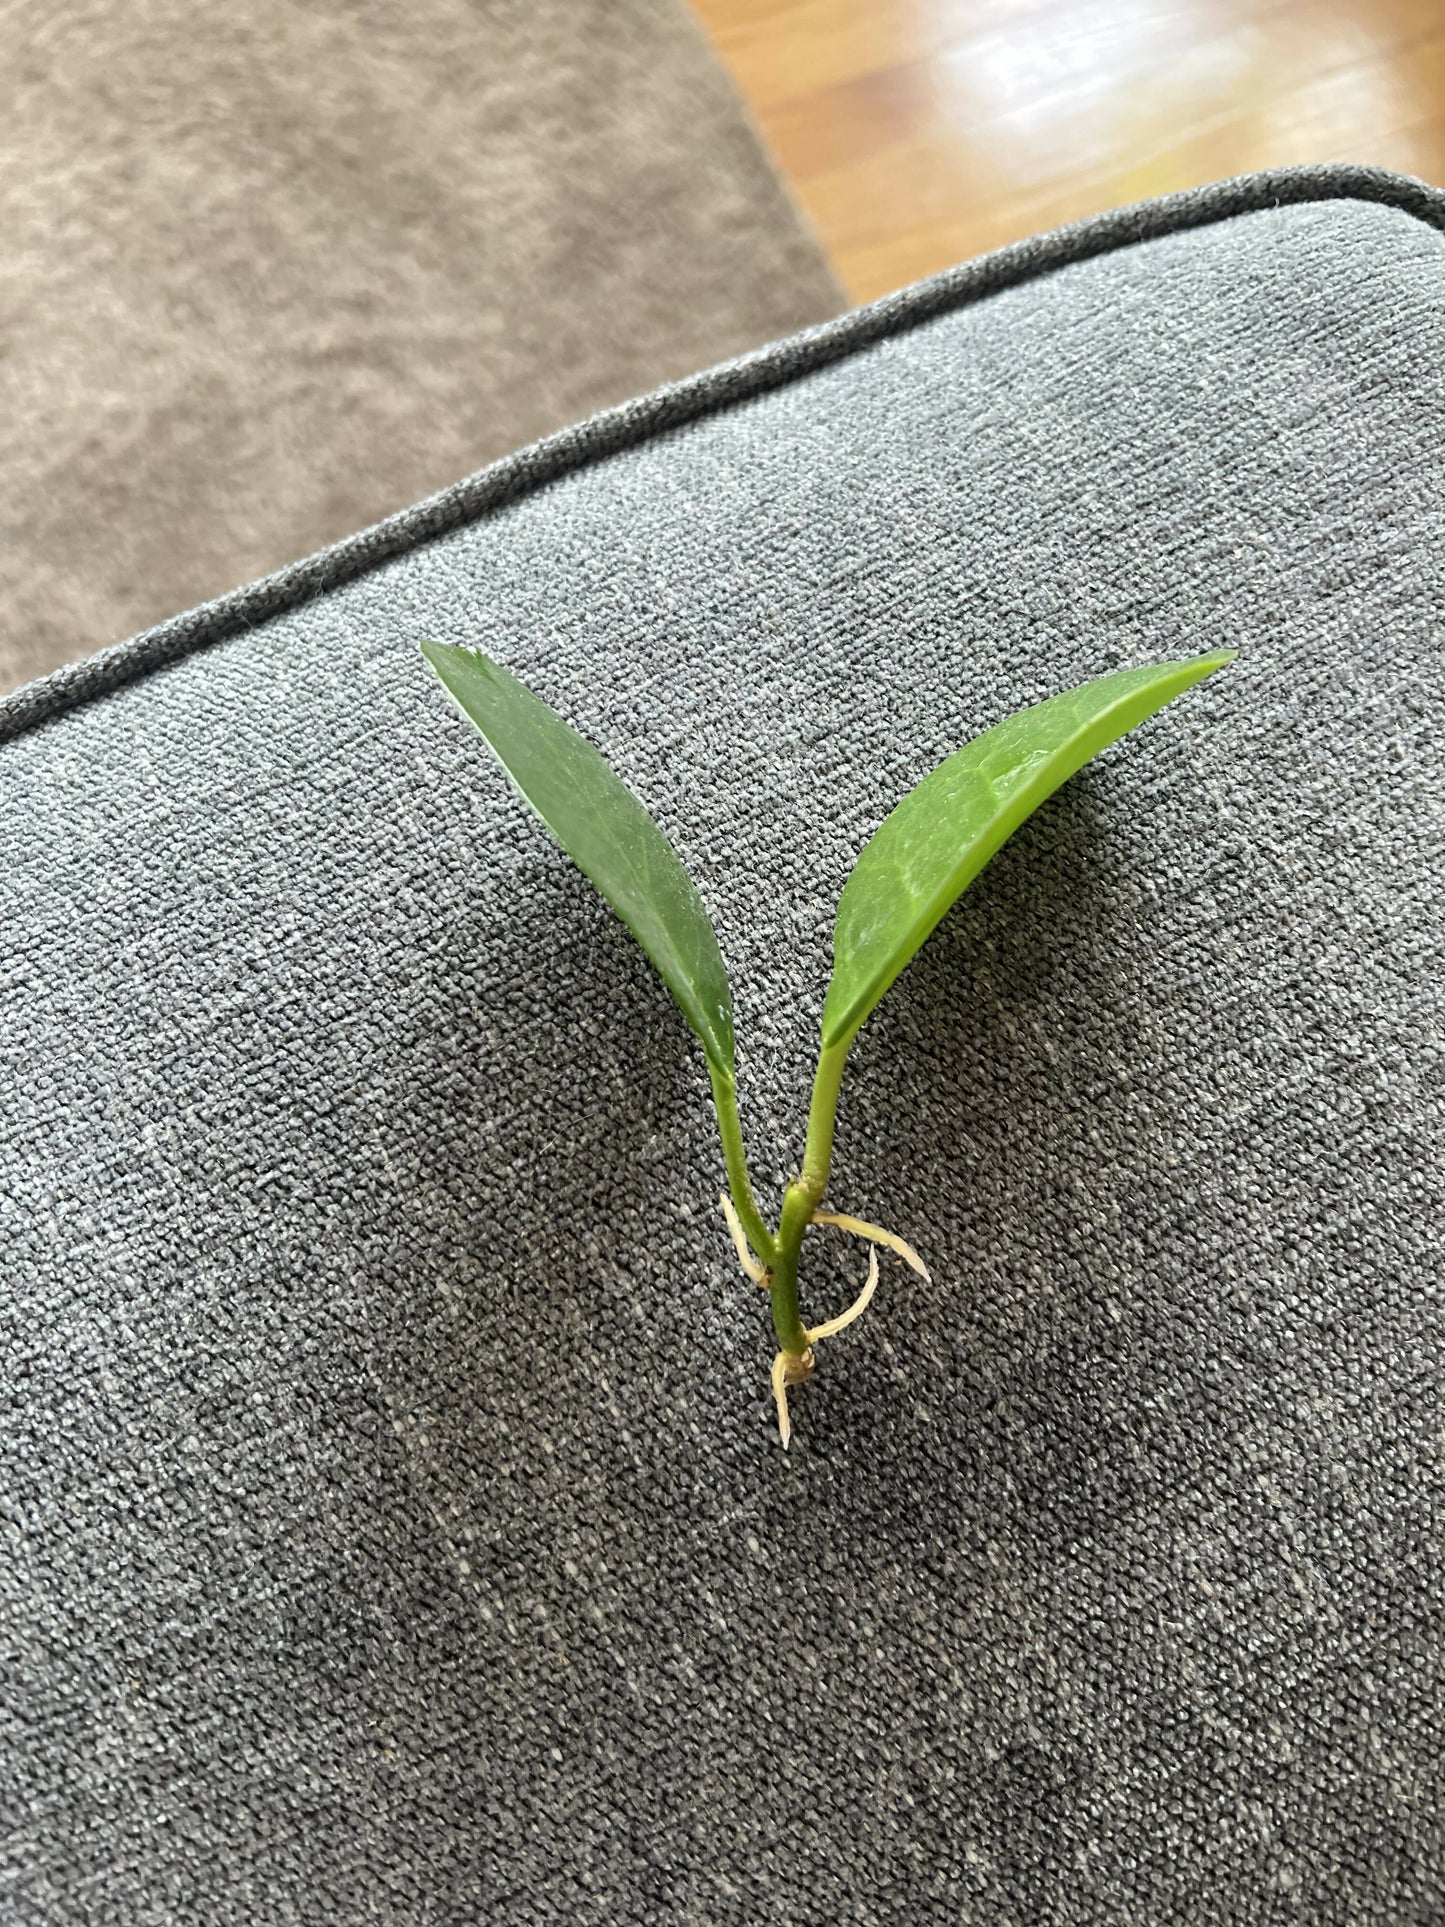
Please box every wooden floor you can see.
[693,0,1445,301]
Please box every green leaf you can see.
[822,650,1235,1049]
[421,641,735,1076]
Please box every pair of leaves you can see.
[420,641,1234,1074]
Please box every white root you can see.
[747,1203,914,1449]
[718,1192,766,1284]
[810,1208,931,1283]
[769,1246,882,1449]
[805,1247,879,1343]
[770,1347,815,1451]
[771,1350,793,1450]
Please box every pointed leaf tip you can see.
[420,640,736,1075]
[822,649,1234,1048]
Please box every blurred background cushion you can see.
[0,0,840,692]
[3,165,1444,1921]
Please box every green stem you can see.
[800,1036,850,1201]
[708,1061,778,1267]
[767,1181,814,1355]
[767,1033,854,1357]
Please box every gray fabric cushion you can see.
[3,164,1444,1924]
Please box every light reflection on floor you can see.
[697,0,1445,298]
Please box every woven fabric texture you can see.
[3,166,1444,1924]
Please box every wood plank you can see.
[694,0,1445,300]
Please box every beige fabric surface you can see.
[0,0,841,692]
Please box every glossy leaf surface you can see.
[822,651,1235,1048]
[422,641,735,1075]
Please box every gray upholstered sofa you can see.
[4,165,1443,1922]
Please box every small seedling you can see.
[421,640,1234,1445]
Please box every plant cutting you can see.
[421,640,1234,1446]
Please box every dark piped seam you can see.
[2,162,1442,746]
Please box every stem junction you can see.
[711,1031,923,1447]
